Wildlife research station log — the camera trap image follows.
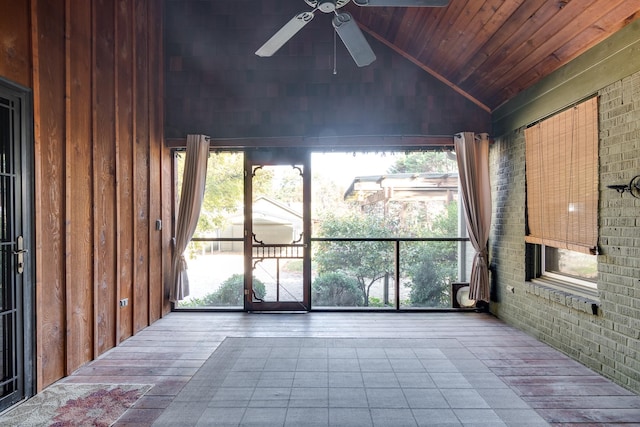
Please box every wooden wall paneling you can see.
[148,125,161,324]
[31,0,67,390]
[133,0,150,333]
[161,147,173,315]
[93,0,118,355]
[26,0,166,390]
[65,0,94,373]
[148,0,164,323]
[116,0,134,342]
[0,1,31,87]
[29,0,42,392]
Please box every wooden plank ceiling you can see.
[315,0,640,110]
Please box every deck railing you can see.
[182,236,470,309]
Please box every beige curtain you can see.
[454,132,491,302]
[170,134,209,302]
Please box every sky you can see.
[311,151,400,190]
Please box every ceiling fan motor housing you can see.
[304,0,350,12]
[319,1,336,12]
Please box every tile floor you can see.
[152,337,549,426]
[58,312,640,426]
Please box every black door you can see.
[0,78,34,411]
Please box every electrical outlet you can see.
[119,298,129,307]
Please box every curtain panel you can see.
[454,132,491,302]
[170,134,209,302]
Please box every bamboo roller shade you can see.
[524,97,598,255]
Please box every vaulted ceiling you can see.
[164,0,640,141]
[318,0,640,111]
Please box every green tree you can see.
[406,201,459,307]
[268,166,303,205]
[177,152,273,236]
[312,272,363,306]
[179,274,265,307]
[315,213,396,306]
[311,171,354,218]
[387,151,457,174]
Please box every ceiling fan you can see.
[255,0,450,67]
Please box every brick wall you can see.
[489,72,640,393]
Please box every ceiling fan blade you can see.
[352,0,449,6]
[255,11,315,57]
[332,12,376,67]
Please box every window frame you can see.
[526,242,599,301]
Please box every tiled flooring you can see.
[58,312,640,426]
[151,337,549,426]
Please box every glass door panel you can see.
[175,151,246,309]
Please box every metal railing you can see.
[183,236,470,310]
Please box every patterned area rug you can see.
[0,383,152,426]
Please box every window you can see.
[543,246,597,287]
[311,151,467,309]
[525,97,598,292]
[174,149,469,310]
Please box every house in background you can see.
[219,197,304,252]
[1,0,640,410]
[344,172,458,217]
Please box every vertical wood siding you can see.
[32,0,68,391]
[65,0,94,375]
[93,0,118,356]
[133,0,150,334]
[147,0,165,323]
[0,0,171,390]
[115,0,135,344]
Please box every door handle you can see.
[13,236,27,274]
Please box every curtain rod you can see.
[169,134,456,149]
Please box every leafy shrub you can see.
[180,274,265,307]
[408,252,453,307]
[367,296,388,307]
[312,272,364,307]
[283,259,304,273]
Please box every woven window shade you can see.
[524,97,598,255]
